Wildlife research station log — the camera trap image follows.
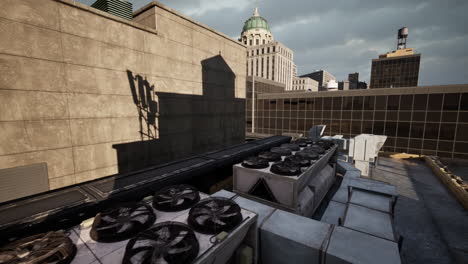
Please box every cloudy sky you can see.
[79,0,468,85]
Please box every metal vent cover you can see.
[204,143,260,160]
[91,0,133,20]
[0,163,49,203]
[84,157,214,198]
[0,187,95,230]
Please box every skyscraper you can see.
[370,27,421,88]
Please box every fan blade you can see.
[167,231,188,247]
[158,194,173,199]
[100,215,118,223]
[95,222,122,231]
[219,212,239,218]
[204,201,219,209]
[217,205,231,214]
[167,244,193,255]
[194,215,212,225]
[191,208,212,216]
[178,192,196,200]
[212,217,227,226]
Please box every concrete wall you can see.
[0,0,246,192]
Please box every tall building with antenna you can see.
[369,27,421,88]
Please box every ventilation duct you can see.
[91,0,133,20]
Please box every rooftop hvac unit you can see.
[348,134,387,176]
[68,185,258,264]
[233,141,337,217]
[91,0,133,20]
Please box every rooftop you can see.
[371,157,468,263]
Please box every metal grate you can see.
[86,157,214,198]
[204,143,259,159]
[91,0,133,20]
[0,163,49,203]
[0,188,94,228]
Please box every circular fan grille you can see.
[241,156,270,169]
[0,231,76,264]
[123,222,199,264]
[270,160,302,176]
[295,151,319,160]
[153,185,200,212]
[188,198,243,234]
[293,138,312,147]
[90,202,156,243]
[285,155,311,167]
[270,147,292,156]
[306,145,325,154]
[258,151,282,162]
[280,143,300,151]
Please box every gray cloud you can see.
[78,0,468,85]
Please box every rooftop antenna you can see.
[397,27,408,50]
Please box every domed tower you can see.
[239,7,274,46]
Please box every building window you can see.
[256,39,259,45]
[262,48,264,54]
[272,56,275,80]
[267,57,270,79]
[263,39,266,44]
[273,46,275,52]
[250,59,253,76]
[267,47,270,53]
[256,58,258,76]
[261,58,264,78]
[257,49,259,55]
[249,39,252,45]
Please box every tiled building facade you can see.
[254,84,468,159]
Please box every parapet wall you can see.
[0,0,246,196]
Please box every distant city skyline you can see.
[78,0,468,86]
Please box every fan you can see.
[285,155,311,167]
[153,185,200,212]
[258,151,282,162]
[241,156,270,169]
[90,202,156,243]
[280,143,300,151]
[305,145,325,154]
[123,222,199,264]
[188,198,243,234]
[292,138,311,147]
[270,147,292,156]
[296,150,319,160]
[270,160,302,176]
[0,230,76,264]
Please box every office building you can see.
[253,84,468,159]
[292,77,319,91]
[339,72,367,90]
[300,70,337,91]
[370,27,421,88]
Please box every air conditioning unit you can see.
[233,142,337,217]
[68,185,257,264]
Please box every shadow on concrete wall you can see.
[113,55,245,174]
[126,71,159,140]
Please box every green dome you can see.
[242,16,270,33]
